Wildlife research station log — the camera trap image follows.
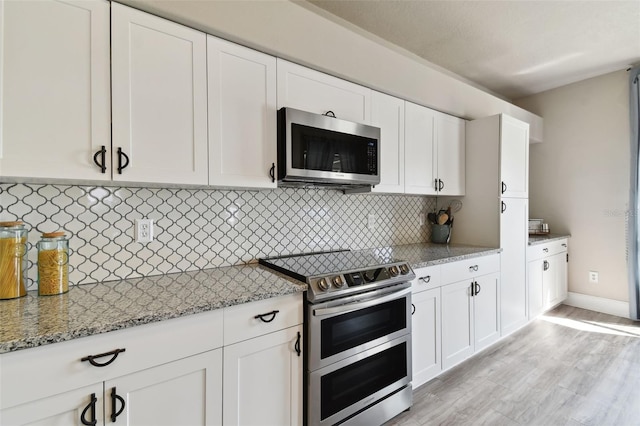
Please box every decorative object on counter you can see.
[429,207,454,244]
[528,218,549,235]
[0,221,28,300]
[37,232,69,296]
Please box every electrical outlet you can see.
[367,214,376,230]
[589,271,599,284]
[135,219,153,243]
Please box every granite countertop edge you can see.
[1,242,500,354]
[528,234,571,246]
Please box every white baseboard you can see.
[564,292,630,318]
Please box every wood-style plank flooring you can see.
[388,305,640,425]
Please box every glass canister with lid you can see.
[37,231,69,296]
[0,221,28,300]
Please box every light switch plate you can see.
[135,219,153,243]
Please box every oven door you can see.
[308,284,411,371]
[308,335,412,426]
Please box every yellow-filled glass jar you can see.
[38,231,69,296]
[0,221,28,300]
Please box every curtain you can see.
[628,66,640,320]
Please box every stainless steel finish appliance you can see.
[277,108,381,189]
[260,250,415,426]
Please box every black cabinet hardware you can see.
[295,331,301,356]
[269,163,275,183]
[434,179,439,192]
[438,179,444,191]
[117,147,129,174]
[468,265,479,273]
[81,348,126,367]
[543,260,550,271]
[323,111,336,118]
[254,310,279,323]
[111,387,126,422]
[419,276,431,284]
[543,248,549,253]
[501,201,506,213]
[474,281,481,296]
[411,303,416,315]
[80,393,97,426]
[501,181,507,194]
[93,146,107,173]
[470,282,475,296]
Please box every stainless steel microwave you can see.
[277,107,381,188]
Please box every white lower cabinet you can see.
[528,239,569,318]
[440,256,501,371]
[411,287,442,387]
[106,350,222,426]
[223,325,303,426]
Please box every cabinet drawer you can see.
[441,254,500,284]
[411,265,441,293]
[0,309,223,410]
[528,239,568,261]
[223,293,303,346]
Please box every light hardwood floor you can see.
[389,305,640,425]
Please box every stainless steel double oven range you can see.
[260,250,415,426]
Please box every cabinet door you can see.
[0,383,103,426]
[223,325,302,426]
[0,0,111,180]
[528,259,544,319]
[371,92,405,194]
[411,287,441,388]
[106,349,222,426]
[208,36,277,188]
[473,272,500,352]
[111,3,208,185]
[500,197,528,335]
[435,112,466,196]
[547,252,568,308]
[441,280,473,370]
[404,102,437,195]
[499,115,529,198]
[276,59,370,124]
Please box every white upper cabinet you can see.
[371,91,405,193]
[405,102,465,196]
[0,0,111,180]
[404,102,437,195]
[111,3,208,185]
[435,111,466,196]
[500,114,529,198]
[207,36,277,189]
[276,59,371,124]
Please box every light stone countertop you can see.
[0,242,499,354]
[528,234,571,246]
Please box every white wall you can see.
[515,70,630,302]
[119,0,543,141]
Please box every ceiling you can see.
[304,0,640,100]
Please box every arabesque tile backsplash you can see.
[0,183,435,290]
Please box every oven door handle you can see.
[313,287,411,317]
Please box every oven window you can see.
[320,342,408,421]
[321,297,406,359]
[291,123,378,175]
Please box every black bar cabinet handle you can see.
[323,110,336,118]
[475,281,481,295]
[470,282,475,297]
[295,331,301,356]
[411,303,416,315]
[117,147,129,174]
[269,163,275,183]
[111,387,126,422]
[81,348,126,367]
[438,179,444,191]
[419,275,431,284]
[80,393,97,426]
[501,201,507,213]
[93,145,107,173]
[501,181,507,194]
[544,260,550,271]
[434,179,439,192]
[254,310,279,323]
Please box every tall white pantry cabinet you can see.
[452,114,530,336]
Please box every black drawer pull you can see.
[254,310,279,323]
[269,163,275,183]
[93,145,107,173]
[468,265,479,273]
[111,387,126,422]
[80,393,97,426]
[419,275,431,284]
[543,248,549,253]
[81,348,126,367]
[117,147,129,174]
[475,281,481,295]
[411,303,416,315]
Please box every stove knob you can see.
[317,278,330,292]
[332,276,345,288]
[389,265,400,277]
[400,264,410,275]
